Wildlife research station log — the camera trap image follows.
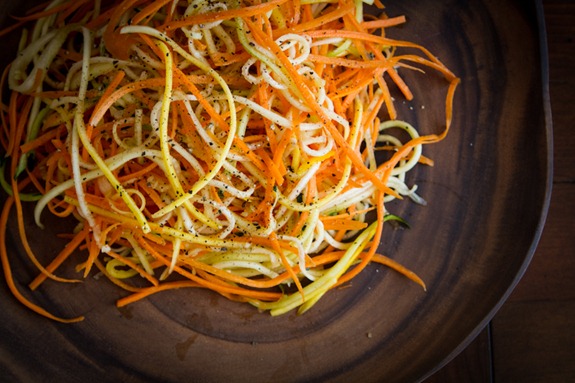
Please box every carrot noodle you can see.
[0,0,459,321]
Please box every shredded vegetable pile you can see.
[0,0,458,322]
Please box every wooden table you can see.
[0,2,570,381]
[425,1,575,382]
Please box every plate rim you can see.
[416,0,554,380]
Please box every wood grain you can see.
[0,1,554,382]
[424,326,493,383]
[426,1,575,381]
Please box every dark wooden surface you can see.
[426,1,575,382]
[0,2,569,382]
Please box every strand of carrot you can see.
[29,225,88,290]
[0,197,84,323]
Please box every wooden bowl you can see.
[0,1,552,382]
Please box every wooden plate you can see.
[0,1,552,382]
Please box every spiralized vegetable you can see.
[0,0,459,321]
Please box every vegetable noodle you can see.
[0,0,459,322]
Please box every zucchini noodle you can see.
[0,0,459,321]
